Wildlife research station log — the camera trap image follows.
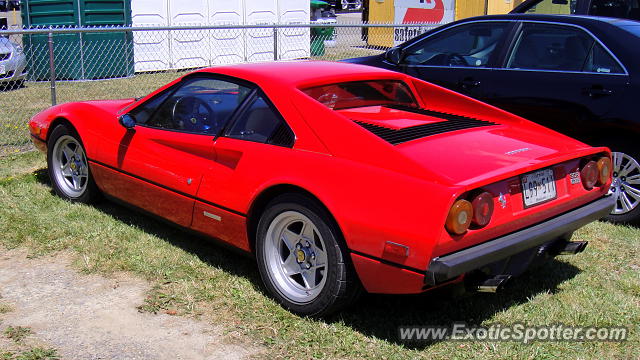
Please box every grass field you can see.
[0,151,638,359]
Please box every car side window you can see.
[506,24,595,72]
[136,77,252,134]
[585,42,624,74]
[129,89,173,125]
[402,22,509,68]
[226,93,294,147]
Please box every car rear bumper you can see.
[424,195,615,286]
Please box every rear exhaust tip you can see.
[557,241,588,255]
[476,274,512,293]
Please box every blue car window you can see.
[506,23,595,72]
[140,77,252,134]
[585,42,624,74]
[403,22,508,68]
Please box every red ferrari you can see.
[29,61,614,316]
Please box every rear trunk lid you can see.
[337,105,593,187]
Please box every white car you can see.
[0,37,27,87]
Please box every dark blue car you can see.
[346,14,640,223]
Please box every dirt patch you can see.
[0,249,261,359]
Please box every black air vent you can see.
[268,123,295,148]
[354,106,498,145]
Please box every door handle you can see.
[585,86,613,97]
[460,78,481,90]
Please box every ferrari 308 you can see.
[29,61,614,316]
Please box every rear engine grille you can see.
[0,53,10,61]
[354,106,498,145]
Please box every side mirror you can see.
[118,114,136,130]
[385,47,403,65]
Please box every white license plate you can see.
[0,65,5,76]
[521,168,557,207]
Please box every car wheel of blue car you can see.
[256,193,361,316]
[606,149,640,224]
[47,124,101,204]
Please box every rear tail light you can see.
[596,156,612,186]
[445,199,473,235]
[580,160,598,190]
[471,192,494,227]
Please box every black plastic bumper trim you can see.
[425,195,615,286]
[30,134,46,143]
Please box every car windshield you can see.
[302,80,418,110]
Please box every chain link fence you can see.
[0,23,437,156]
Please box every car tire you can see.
[256,193,361,316]
[602,142,640,224]
[47,124,101,204]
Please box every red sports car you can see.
[29,61,614,316]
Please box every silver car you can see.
[0,37,27,86]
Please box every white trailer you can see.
[132,0,310,72]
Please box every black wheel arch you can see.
[46,117,76,143]
[246,184,347,255]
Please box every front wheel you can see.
[47,124,101,203]
[256,194,361,316]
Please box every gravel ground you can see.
[0,249,261,359]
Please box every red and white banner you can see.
[393,0,455,45]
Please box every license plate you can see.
[0,65,5,76]
[521,168,557,207]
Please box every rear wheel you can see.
[256,194,361,316]
[47,124,100,203]
[606,149,640,224]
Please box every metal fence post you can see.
[47,31,57,106]
[273,27,278,61]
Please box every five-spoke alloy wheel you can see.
[256,194,361,316]
[47,124,100,203]
[263,211,328,303]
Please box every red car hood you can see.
[79,98,138,115]
[338,106,593,187]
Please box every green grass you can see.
[313,45,383,61]
[0,152,638,359]
[13,348,58,360]
[3,327,32,343]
